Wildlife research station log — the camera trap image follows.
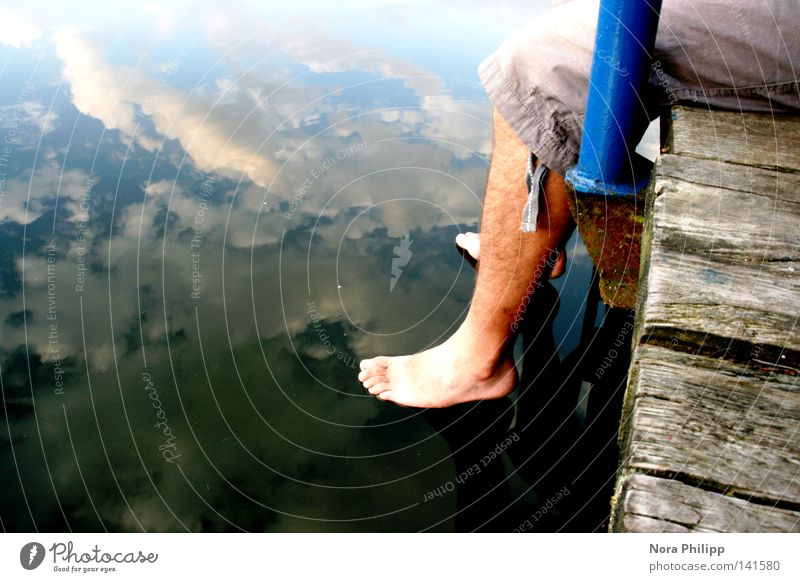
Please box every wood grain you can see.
[613,107,800,532]
[621,345,800,504]
[668,107,800,173]
[614,474,800,532]
[640,156,799,365]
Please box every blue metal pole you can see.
[566,0,662,196]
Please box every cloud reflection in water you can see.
[0,0,585,532]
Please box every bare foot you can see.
[456,232,567,278]
[357,322,517,408]
[455,231,481,260]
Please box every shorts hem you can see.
[478,55,580,175]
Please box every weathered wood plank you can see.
[658,154,800,197]
[614,106,800,533]
[668,107,800,173]
[639,156,800,365]
[614,474,800,532]
[621,344,800,505]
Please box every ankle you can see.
[456,321,513,378]
[470,360,505,382]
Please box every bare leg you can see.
[358,109,574,408]
[456,232,568,278]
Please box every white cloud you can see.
[143,3,176,38]
[0,100,60,150]
[19,101,59,134]
[282,34,442,96]
[0,161,91,225]
[201,4,443,97]
[53,28,280,188]
[417,96,492,158]
[53,28,144,138]
[0,6,42,49]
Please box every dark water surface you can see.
[0,0,595,531]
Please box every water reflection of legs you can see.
[423,280,577,532]
[508,281,582,532]
[423,401,515,532]
[566,306,634,532]
[513,279,634,532]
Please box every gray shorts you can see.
[479,0,800,175]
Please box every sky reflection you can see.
[0,0,593,532]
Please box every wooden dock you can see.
[610,106,800,532]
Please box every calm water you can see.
[0,0,595,532]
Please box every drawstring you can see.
[520,154,547,233]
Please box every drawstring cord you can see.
[520,154,547,233]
